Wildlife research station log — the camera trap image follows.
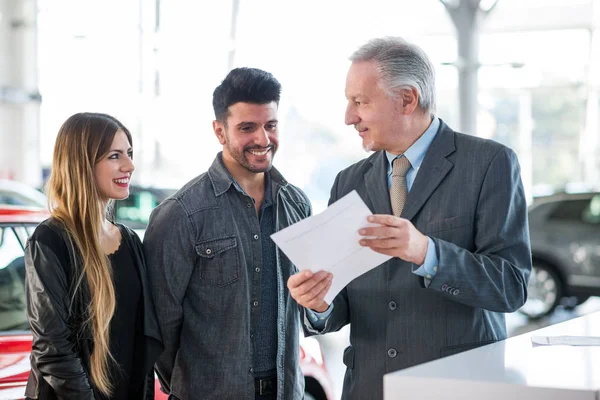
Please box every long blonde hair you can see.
[46,112,132,395]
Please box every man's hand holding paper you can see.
[272,190,393,306]
[358,214,429,265]
[287,270,332,313]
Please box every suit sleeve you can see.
[426,146,532,312]
[303,173,351,334]
[143,199,195,392]
[25,235,95,399]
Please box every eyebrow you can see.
[109,148,133,153]
[235,119,278,127]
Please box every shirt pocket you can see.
[195,236,240,287]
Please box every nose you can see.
[345,103,360,126]
[254,127,271,148]
[122,155,135,173]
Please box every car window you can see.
[0,191,46,208]
[0,193,29,206]
[582,195,600,224]
[548,199,590,222]
[0,226,30,331]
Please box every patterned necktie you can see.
[390,156,412,217]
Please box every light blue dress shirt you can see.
[385,117,440,280]
[307,118,441,326]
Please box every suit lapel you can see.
[364,151,393,215]
[402,121,456,221]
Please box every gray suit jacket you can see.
[308,120,532,400]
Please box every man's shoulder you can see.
[451,128,514,158]
[153,172,216,218]
[281,182,310,207]
[336,152,379,181]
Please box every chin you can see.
[247,164,273,173]
[112,191,130,201]
[362,140,377,153]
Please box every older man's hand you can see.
[358,215,429,265]
[287,270,332,313]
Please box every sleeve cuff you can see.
[412,237,439,280]
[305,305,333,330]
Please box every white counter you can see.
[384,312,600,400]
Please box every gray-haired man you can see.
[288,37,532,400]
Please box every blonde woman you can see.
[24,113,163,400]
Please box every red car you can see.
[0,206,333,400]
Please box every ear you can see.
[213,120,227,145]
[398,87,420,115]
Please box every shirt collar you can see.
[385,117,440,171]
[208,152,281,200]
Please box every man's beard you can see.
[227,143,276,173]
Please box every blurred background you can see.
[2,0,600,398]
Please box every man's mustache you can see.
[245,144,275,151]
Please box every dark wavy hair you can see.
[212,67,281,123]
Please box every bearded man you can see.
[144,67,312,400]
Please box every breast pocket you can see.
[196,236,240,287]
[426,214,472,234]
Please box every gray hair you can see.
[349,36,436,115]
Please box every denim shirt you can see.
[253,174,278,375]
[144,152,311,400]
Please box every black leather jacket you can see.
[24,219,163,400]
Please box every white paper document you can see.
[531,335,600,346]
[271,190,392,304]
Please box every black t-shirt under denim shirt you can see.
[98,232,144,400]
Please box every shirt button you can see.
[247,203,252,208]
[388,301,397,310]
[253,234,259,240]
[205,248,212,255]
[249,368,254,373]
[255,267,261,273]
[433,266,438,272]
[426,274,432,279]
[253,301,259,306]
[388,348,397,358]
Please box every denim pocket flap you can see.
[196,236,237,259]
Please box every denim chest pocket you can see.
[195,236,240,287]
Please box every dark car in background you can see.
[0,205,333,399]
[519,192,600,319]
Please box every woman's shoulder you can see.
[27,218,74,271]
[30,218,69,248]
